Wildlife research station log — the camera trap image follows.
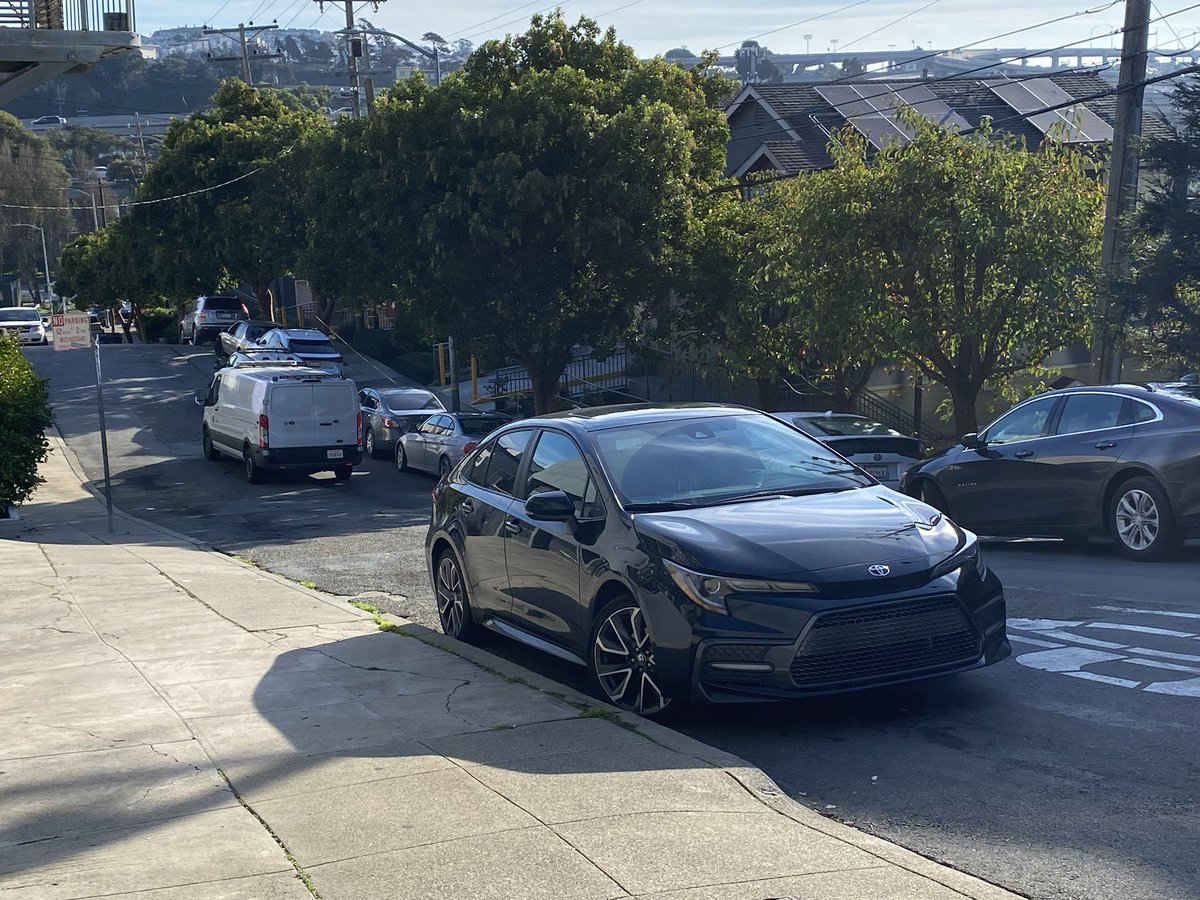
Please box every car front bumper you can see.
[3,327,45,344]
[638,567,1009,704]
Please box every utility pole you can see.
[1093,0,1151,384]
[315,0,389,116]
[203,22,281,84]
[132,115,148,179]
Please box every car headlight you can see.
[930,533,986,580]
[664,559,816,615]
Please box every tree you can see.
[841,57,865,77]
[851,121,1104,434]
[0,333,54,511]
[56,217,151,337]
[330,13,730,413]
[1126,76,1200,371]
[121,80,328,317]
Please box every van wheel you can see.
[333,465,353,482]
[243,448,264,484]
[202,428,220,461]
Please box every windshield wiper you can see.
[624,501,701,512]
[709,487,852,506]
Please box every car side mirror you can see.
[961,432,983,449]
[194,389,209,407]
[525,490,577,524]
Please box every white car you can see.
[256,328,344,374]
[0,307,48,345]
[782,412,923,489]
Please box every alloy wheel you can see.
[1115,489,1160,552]
[365,429,376,458]
[439,456,451,479]
[436,555,468,638]
[593,605,670,716]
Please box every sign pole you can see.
[93,335,114,533]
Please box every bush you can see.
[0,333,54,509]
[139,307,176,343]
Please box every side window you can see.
[1054,394,1125,436]
[1132,401,1157,423]
[419,418,438,435]
[524,431,596,517]
[465,440,495,487]
[985,397,1057,444]
[361,391,378,410]
[209,376,222,405]
[436,416,454,435]
[484,431,533,495]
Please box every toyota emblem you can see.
[868,564,891,577]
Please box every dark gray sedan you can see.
[359,387,445,458]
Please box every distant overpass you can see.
[25,113,180,137]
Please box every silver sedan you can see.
[396,412,511,479]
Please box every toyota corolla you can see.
[425,404,1010,716]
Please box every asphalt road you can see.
[28,342,1200,900]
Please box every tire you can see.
[915,479,948,514]
[365,428,379,459]
[333,465,353,482]
[1109,476,1182,561]
[438,456,451,479]
[589,595,673,718]
[434,551,480,641]
[396,443,409,473]
[202,428,220,461]
[243,447,264,484]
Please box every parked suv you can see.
[0,306,48,345]
[180,295,250,345]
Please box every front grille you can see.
[704,643,770,664]
[789,595,979,688]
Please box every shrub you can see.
[139,307,175,343]
[0,333,54,509]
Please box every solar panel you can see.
[885,84,971,133]
[988,78,1113,143]
[814,84,875,119]
[816,82,971,149]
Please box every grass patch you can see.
[350,600,414,636]
[578,706,621,723]
[349,600,379,614]
[296,580,318,590]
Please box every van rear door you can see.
[267,384,317,448]
[313,381,358,451]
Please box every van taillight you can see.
[463,441,477,454]
[258,414,269,448]
[356,412,363,446]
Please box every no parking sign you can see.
[51,312,91,351]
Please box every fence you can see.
[0,1,135,30]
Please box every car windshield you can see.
[246,324,276,340]
[794,415,904,437]
[204,297,246,311]
[288,339,336,353]
[459,416,509,437]
[594,413,873,510]
[0,308,40,322]
[381,390,441,410]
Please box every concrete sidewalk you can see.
[0,434,1021,900]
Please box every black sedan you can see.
[900,384,1200,560]
[425,404,1009,716]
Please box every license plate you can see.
[862,464,890,480]
[327,449,344,459]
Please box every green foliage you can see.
[0,333,54,507]
[311,13,731,413]
[1127,75,1200,371]
[139,307,176,343]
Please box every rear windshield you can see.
[460,417,509,437]
[313,383,354,418]
[289,339,336,354]
[793,415,904,438]
[203,297,247,311]
[381,390,441,410]
[0,308,40,322]
[271,385,312,418]
[246,324,276,340]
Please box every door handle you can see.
[459,500,474,515]
[1094,441,1117,450]
[318,421,333,426]
[503,519,521,535]
[1014,450,1035,459]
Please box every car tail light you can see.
[463,441,477,454]
[258,414,269,448]
[196,311,207,322]
[356,412,363,446]
[381,417,401,428]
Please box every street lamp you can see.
[67,186,99,231]
[803,33,812,54]
[7,223,52,308]
[337,27,442,90]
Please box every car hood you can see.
[632,486,962,581]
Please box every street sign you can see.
[52,312,91,351]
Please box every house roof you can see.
[726,71,1173,178]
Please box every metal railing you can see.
[0,1,135,31]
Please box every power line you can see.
[718,0,882,52]
[445,0,545,39]
[461,1,574,42]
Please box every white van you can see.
[195,362,362,483]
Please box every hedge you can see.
[0,333,54,509]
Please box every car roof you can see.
[522,402,756,433]
[274,328,328,340]
[242,319,278,327]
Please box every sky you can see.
[139,1,1200,59]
